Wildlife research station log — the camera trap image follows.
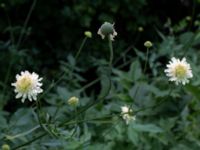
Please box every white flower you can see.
[12,71,43,103]
[68,96,79,106]
[121,106,136,124]
[97,22,117,41]
[164,57,193,85]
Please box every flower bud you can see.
[1,3,5,8]
[138,26,144,32]
[185,16,191,21]
[194,20,199,26]
[84,31,92,38]
[144,41,153,48]
[2,144,10,150]
[68,96,79,106]
[97,22,117,41]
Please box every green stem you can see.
[75,37,87,60]
[1,59,12,106]
[78,78,100,92]
[38,73,66,100]
[12,133,46,150]
[61,114,118,126]
[16,0,37,50]
[108,37,113,68]
[113,45,134,67]
[5,125,40,140]
[143,47,149,74]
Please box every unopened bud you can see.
[68,96,79,106]
[1,3,5,8]
[138,27,144,32]
[2,144,10,150]
[185,16,191,21]
[97,22,117,41]
[84,31,92,38]
[144,41,153,48]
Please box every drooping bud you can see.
[97,22,117,41]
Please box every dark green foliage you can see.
[0,0,200,149]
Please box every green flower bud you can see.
[138,27,144,32]
[68,96,79,106]
[1,3,5,8]
[185,16,191,21]
[84,31,92,38]
[2,144,10,150]
[97,22,117,41]
[144,41,153,48]
[194,20,199,26]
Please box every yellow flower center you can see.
[175,64,187,78]
[16,76,33,92]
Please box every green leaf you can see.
[98,74,111,99]
[132,123,163,133]
[185,84,200,100]
[129,60,142,81]
[128,124,139,145]
[179,32,194,45]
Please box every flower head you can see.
[185,16,191,21]
[144,41,153,48]
[121,106,136,124]
[138,26,144,32]
[97,22,117,41]
[84,31,92,38]
[12,71,43,103]
[1,144,10,150]
[68,96,79,106]
[164,57,193,85]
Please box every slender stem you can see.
[38,73,65,100]
[78,78,100,92]
[143,47,149,74]
[12,133,47,150]
[35,101,46,131]
[16,0,37,50]
[5,11,15,46]
[62,114,118,126]
[108,37,113,68]
[1,58,12,107]
[75,37,87,60]
[5,125,40,140]
[74,106,78,135]
[188,0,196,31]
[1,13,15,105]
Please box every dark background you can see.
[0,0,199,78]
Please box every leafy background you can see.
[0,0,200,149]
